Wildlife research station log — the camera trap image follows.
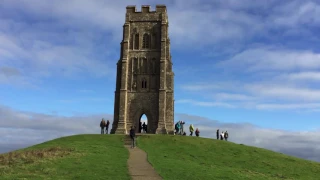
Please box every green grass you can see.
[1,134,320,180]
[0,134,130,180]
[137,135,320,180]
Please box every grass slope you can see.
[138,135,320,180]
[0,135,130,180]
[1,134,319,180]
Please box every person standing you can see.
[220,131,224,140]
[189,124,194,136]
[175,121,180,135]
[216,129,219,140]
[195,128,200,137]
[224,131,229,141]
[180,121,185,135]
[130,126,136,148]
[142,122,147,133]
[100,118,106,134]
[105,120,110,134]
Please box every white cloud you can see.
[213,93,255,101]
[255,103,320,110]
[0,105,113,132]
[245,84,320,101]
[281,72,320,81]
[180,81,320,110]
[56,97,109,103]
[0,31,112,79]
[180,44,320,111]
[0,0,319,88]
[176,99,236,108]
[180,82,239,91]
[271,1,320,27]
[218,47,320,72]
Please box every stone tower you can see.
[110,5,174,134]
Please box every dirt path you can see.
[124,136,162,180]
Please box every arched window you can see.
[134,34,139,49]
[141,79,147,89]
[142,33,150,49]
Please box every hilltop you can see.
[1,134,319,179]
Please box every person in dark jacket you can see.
[105,120,110,134]
[216,129,219,140]
[224,131,229,141]
[195,128,200,137]
[130,126,135,148]
[100,119,106,134]
[142,122,147,133]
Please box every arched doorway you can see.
[139,114,148,133]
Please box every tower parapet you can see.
[126,5,167,13]
[126,5,167,22]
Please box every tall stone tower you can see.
[110,5,174,134]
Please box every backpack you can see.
[225,133,228,138]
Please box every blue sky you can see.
[1,0,320,161]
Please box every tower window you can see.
[142,33,150,49]
[141,79,147,89]
[134,34,139,49]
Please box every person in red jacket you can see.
[195,128,200,137]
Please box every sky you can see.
[1,0,320,162]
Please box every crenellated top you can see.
[126,5,167,13]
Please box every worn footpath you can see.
[124,135,162,180]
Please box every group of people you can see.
[99,119,230,142]
[175,121,200,137]
[175,121,230,141]
[99,119,110,134]
[216,129,229,141]
[138,121,148,133]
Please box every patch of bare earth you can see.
[0,146,75,167]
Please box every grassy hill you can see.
[1,134,319,180]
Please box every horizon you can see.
[1,0,320,162]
